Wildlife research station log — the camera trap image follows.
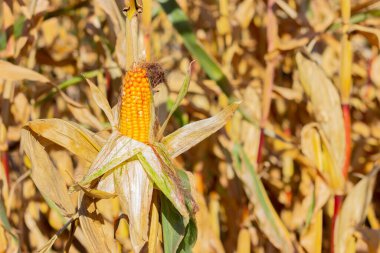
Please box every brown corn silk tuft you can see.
[119,67,152,143]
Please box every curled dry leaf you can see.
[162,102,240,158]
[20,129,75,217]
[334,167,379,253]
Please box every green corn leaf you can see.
[158,0,232,96]
[13,15,25,38]
[0,31,6,51]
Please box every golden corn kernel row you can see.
[119,67,151,143]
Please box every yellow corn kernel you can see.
[119,67,152,143]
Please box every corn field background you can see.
[1,0,380,252]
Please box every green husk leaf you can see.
[162,102,239,158]
[178,216,197,253]
[161,194,188,253]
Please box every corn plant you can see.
[19,4,239,251]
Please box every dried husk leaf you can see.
[296,52,345,190]
[78,192,117,253]
[27,119,101,163]
[334,167,379,253]
[0,60,50,83]
[20,129,75,217]
[85,78,115,126]
[114,162,153,253]
[162,102,240,158]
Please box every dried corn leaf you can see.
[86,78,115,126]
[334,167,379,253]
[20,129,75,217]
[162,102,240,158]
[27,119,101,163]
[301,123,343,193]
[0,60,50,83]
[94,0,126,67]
[296,52,345,191]
[233,144,294,252]
[78,193,117,253]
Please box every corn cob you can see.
[119,67,152,143]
